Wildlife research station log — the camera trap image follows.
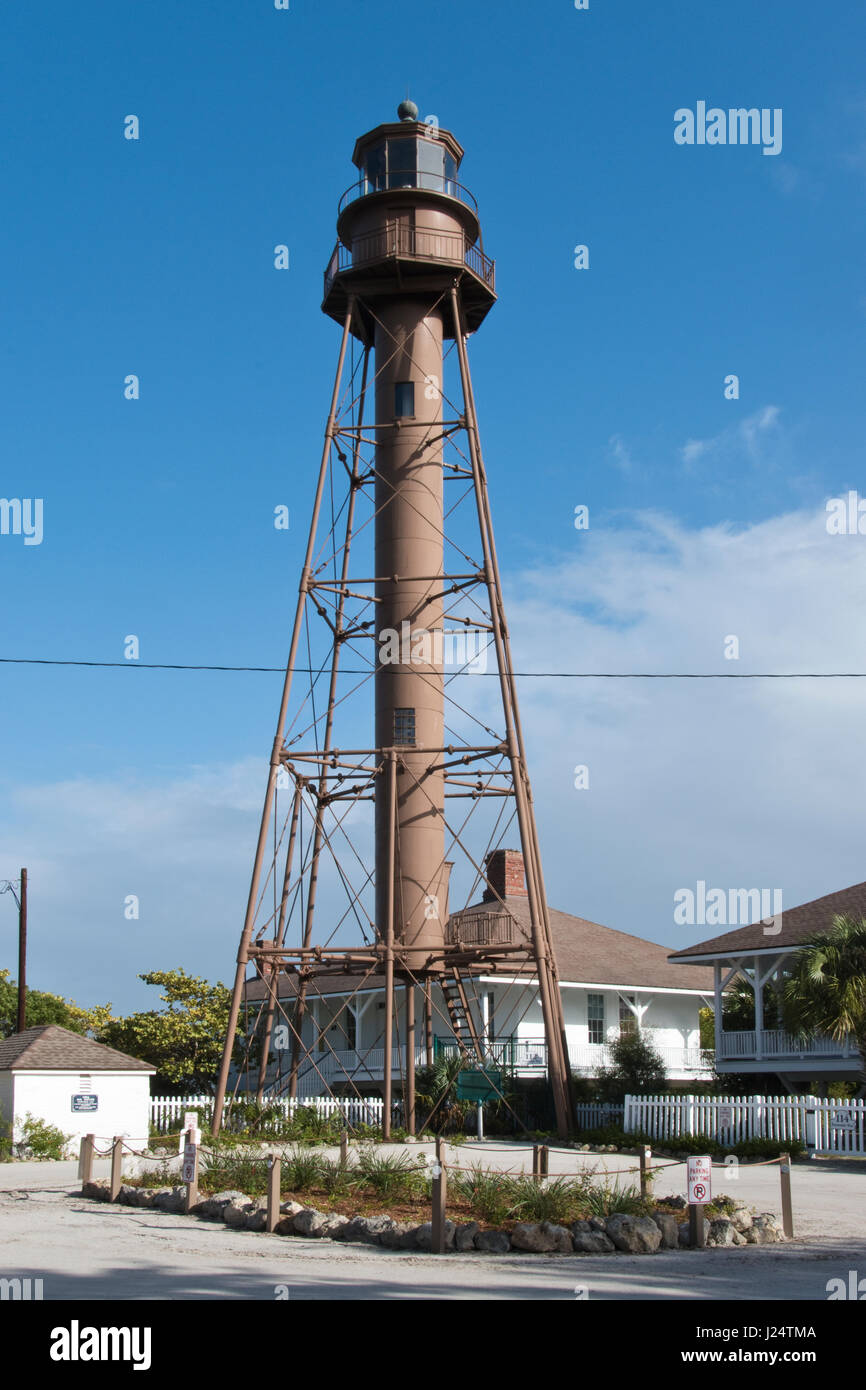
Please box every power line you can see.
[1,656,865,679]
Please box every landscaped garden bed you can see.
[79,1142,789,1255]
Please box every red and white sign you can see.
[687,1155,712,1205]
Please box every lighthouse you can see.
[213,104,573,1139]
[323,101,495,973]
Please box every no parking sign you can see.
[687,1155,712,1205]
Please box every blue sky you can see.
[2,0,866,1012]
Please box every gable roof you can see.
[462,897,713,992]
[243,897,713,998]
[668,879,866,961]
[0,1025,155,1073]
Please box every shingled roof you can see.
[668,879,866,961]
[0,1025,155,1073]
[243,896,713,998]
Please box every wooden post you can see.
[182,1139,199,1214]
[432,1150,447,1254]
[688,1204,705,1249]
[540,1144,549,1179]
[340,1128,349,1166]
[532,1144,540,1181]
[779,1153,794,1239]
[78,1133,95,1186]
[109,1136,123,1200]
[639,1145,653,1199]
[16,868,27,1034]
[266,1153,281,1233]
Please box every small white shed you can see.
[0,1025,155,1157]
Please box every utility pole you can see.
[17,868,27,1033]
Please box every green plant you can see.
[19,1113,72,1160]
[200,1148,270,1196]
[0,1108,12,1161]
[137,1159,178,1189]
[579,1179,651,1219]
[319,1157,354,1197]
[506,1174,582,1224]
[782,914,866,1086]
[352,1146,426,1201]
[451,1164,515,1226]
[281,1145,326,1191]
[595,1032,667,1102]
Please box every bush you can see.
[579,1179,651,1219]
[451,1164,515,1226]
[0,1109,12,1161]
[595,1032,667,1102]
[18,1113,72,1160]
[352,1146,426,1201]
[507,1174,585,1225]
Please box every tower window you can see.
[393,708,416,745]
[394,382,415,418]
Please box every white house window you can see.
[587,993,605,1045]
[619,995,637,1036]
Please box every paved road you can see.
[1,1150,864,1300]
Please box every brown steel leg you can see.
[211,300,356,1136]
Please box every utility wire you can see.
[1,657,865,678]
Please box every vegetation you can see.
[576,1121,805,1161]
[16,1113,72,1160]
[92,970,250,1092]
[594,1031,667,1102]
[0,968,112,1039]
[0,1108,12,1161]
[782,914,866,1089]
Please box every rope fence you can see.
[77,1131,795,1251]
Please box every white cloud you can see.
[680,404,782,472]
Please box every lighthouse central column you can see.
[374,300,449,971]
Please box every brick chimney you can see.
[483,849,528,902]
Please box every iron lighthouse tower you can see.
[213,103,574,1138]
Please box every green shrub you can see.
[452,1164,515,1227]
[200,1148,271,1196]
[352,1146,425,1201]
[319,1157,354,1197]
[579,1179,651,1219]
[281,1145,325,1191]
[19,1113,72,1160]
[506,1174,583,1225]
[0,1109,12,1161]
[138,1159,179,1189]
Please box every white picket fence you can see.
[623,1093,866,1154]
[574,1101,624,1130]
[150,1094,393,1135]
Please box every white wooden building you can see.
[669,879,865,1088]
[0,1025,155,1156]
[246,851,714,1097]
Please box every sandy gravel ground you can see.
[1,1147,863,1300]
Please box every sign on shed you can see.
[71,1095,98,1113]
[687,1155,712,1205]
